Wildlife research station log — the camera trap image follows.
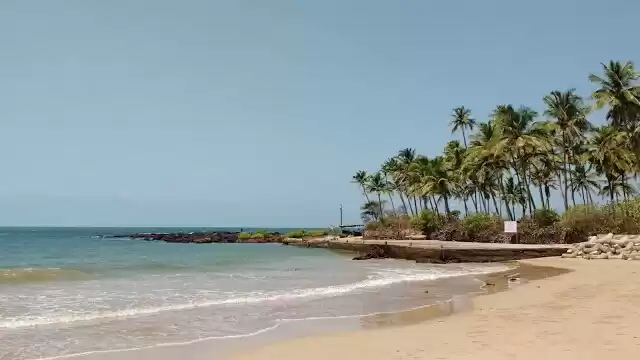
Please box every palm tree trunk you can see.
[470,193,478,212]
[545,184,551,209]
[377,193,384,221]
[413,197,419,214]
[521,164,536,213]
[463,198,469,216]
[562,136,569,211]
[431,197,440,216]
[361,186,371,203]
[462,128,468,148]
[498,175,513,220]
[537,185,545,210]
[387,194,396,214]
[491,193,501,216]
[405,193,415,216]
[443,195,451,214]
[398,192,408,214]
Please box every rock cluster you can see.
[562,233,640,260]
[110,232,282,244]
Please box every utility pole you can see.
[340,204,343,227]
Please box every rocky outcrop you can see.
[352,245,390,260]
[110,232,282,244]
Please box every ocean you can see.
[0,227,508,359]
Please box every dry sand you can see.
[228,257,640,360]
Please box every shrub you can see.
[307,230,328,237]
[559,205,613,243]
[237,232,252,240]
[518,219,564,244]
[462,213,497,235]
[411,210,441,236]
[532,208,560,227]
[284,229,306,238]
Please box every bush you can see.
[559,205,613,243]
[462,213,498,235]
[518,219,564,244]
[411,210,441,236]
[284,229,306,238]
[363,215,414,239]
[532,208,560,227]
[238,232,264,240]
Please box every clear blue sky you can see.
[0,0,638,227]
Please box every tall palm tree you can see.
[351,170,371,203]
[366,172,387,221]
[450,107,476,148]
[491,105,553,215]
[397,148,419,215]
[543,89,591,210]
[381,158,404,214]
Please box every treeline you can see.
[352,61,640,222]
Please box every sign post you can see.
[504,221,518,244]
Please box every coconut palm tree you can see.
[450,107,476,148]
[491,105,553,215]
[570,164,600,205]
[366,172,387,221]
[543,89,592,210]
[589,61,640,132]
[351,170,371,203]
[360,200,385,222]
[589,126,635,203]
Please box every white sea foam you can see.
[0,264,507,329]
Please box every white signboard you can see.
[504,221,518,233]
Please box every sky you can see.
[0,0,639,227]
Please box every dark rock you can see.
[353,245,389,260]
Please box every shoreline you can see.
[228,257,640,360]
[49,261,562,360]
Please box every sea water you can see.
[0,227,508,359]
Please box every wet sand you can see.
[60,261,568,360]
[229,257,640,360]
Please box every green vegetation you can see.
[353,60,640,243]
[283,229,328,238]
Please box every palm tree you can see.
[366,172,387,221]
[502,176,520,220]
[589,61,640,132]
[351,171,371,203]
[570,164,600,205]
[543,89,591,210]
[397,148,419,215]
[431,156,454,214]
[589,126,635,203]
[381,157,406,214]
[491,105,553,215]
[360,200,385,222]
[450,107,476,148]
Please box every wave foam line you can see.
[3,265,507,329]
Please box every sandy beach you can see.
[229,257,640,360]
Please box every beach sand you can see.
[228,257,640,360]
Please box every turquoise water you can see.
[0,227,507,359]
